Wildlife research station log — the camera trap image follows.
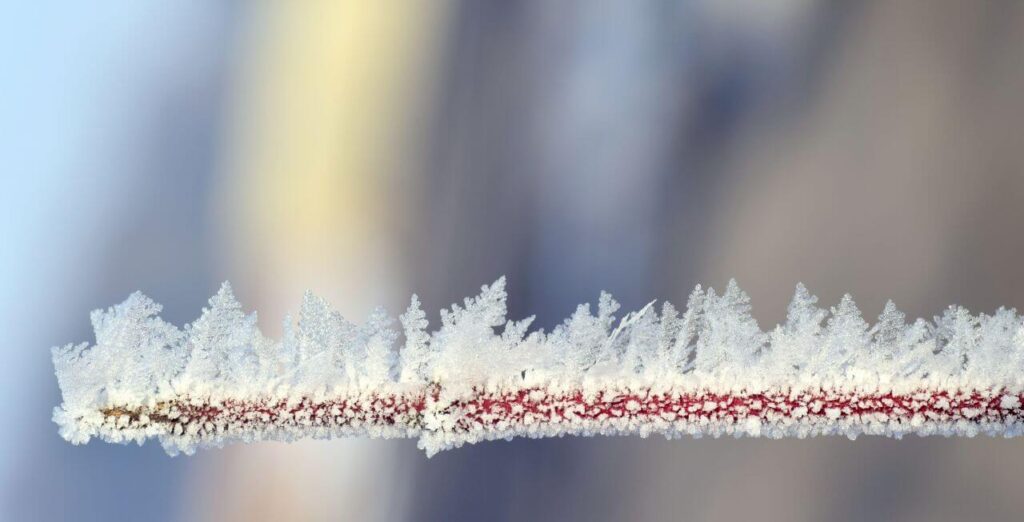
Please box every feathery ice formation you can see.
[53,278,1024,456]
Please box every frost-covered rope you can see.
[52,278,1024,456]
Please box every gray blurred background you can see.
[3,1,1024,520]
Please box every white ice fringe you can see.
[52,277,1024,456]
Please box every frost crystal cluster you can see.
[53,278,1024,456]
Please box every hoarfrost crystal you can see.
[52,277,1024,456]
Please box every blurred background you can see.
[3,1,1024,520]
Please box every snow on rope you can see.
[52,278,1024,456]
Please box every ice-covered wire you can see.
[52,278,1024,456]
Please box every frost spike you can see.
[935,305,977,377]
[818,294,869,377]
[398,295,429,384]
[695,280,765,374]
[674,285,704,373]
[770,283,827,378]
[362,306,398,386]
[181,282,252,387]
[871,300,906,362]
[655,301,682,376]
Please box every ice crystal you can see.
[52,278,1024,456]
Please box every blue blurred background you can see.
[3,1,1024,520]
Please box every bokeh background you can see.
[4,1,1024,520]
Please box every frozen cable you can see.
[52,278,1024,456]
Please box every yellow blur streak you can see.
[219,1,445,306]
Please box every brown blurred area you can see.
[6,1,1024,521]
